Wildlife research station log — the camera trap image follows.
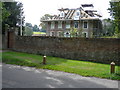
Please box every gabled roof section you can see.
[41,4,102,22]
[58,8,69,11]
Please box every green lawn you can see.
[1,51,120,80]
[33,32,46,35]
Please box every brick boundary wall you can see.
[13,36,120,65]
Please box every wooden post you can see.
[43,56,46,65]
[110,62,115,74]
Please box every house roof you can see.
[41,4,102,22]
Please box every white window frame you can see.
[58,21,62,29]
[74,21,79,28]
[74,10,80,20]
[82,32,88,37]
[66,22,70,29]
[60,11,65,17]
[51,22,55,29]
[64,32,70,37]
[83,21,88,29]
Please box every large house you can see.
[41,4,102,38]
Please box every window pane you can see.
[61,13,63,16]
[60,11,65,17]
[66,24,70,29]
[51,22,55,29]
[77,12,80,16]
[58,22,62,28]
[84,22,87,28]
[74,22,79,28]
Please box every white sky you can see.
[15,0,111,26]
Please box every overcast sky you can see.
[15,0,111,26]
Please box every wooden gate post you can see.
[110,62,115,74]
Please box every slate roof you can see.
[41,4,102,22]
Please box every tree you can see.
[40,14,52,21]
[69,27,78,37]
[69,27,83,37]
[33,25,39,32]
[2,1,25,34]
[0,2,10,34]
[24,26,33,36]
[108,1,120,37]
[25,23,33,29]
[102,18,115,36]
[0,2,10,23]
[40,14,52,31]
[39,22,46,31]
[40,29,46,32]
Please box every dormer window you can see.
[74,10,80,20]
[76,10,80,17]
[60,11,65,17]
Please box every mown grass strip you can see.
[2,51,120,80]
[33,32,46,35]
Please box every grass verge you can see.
[1,51,120,80]
[33,32,46,35]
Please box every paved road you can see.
[0,50,9,52]
[2,63,119,88]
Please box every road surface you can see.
[2,63,119,88]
